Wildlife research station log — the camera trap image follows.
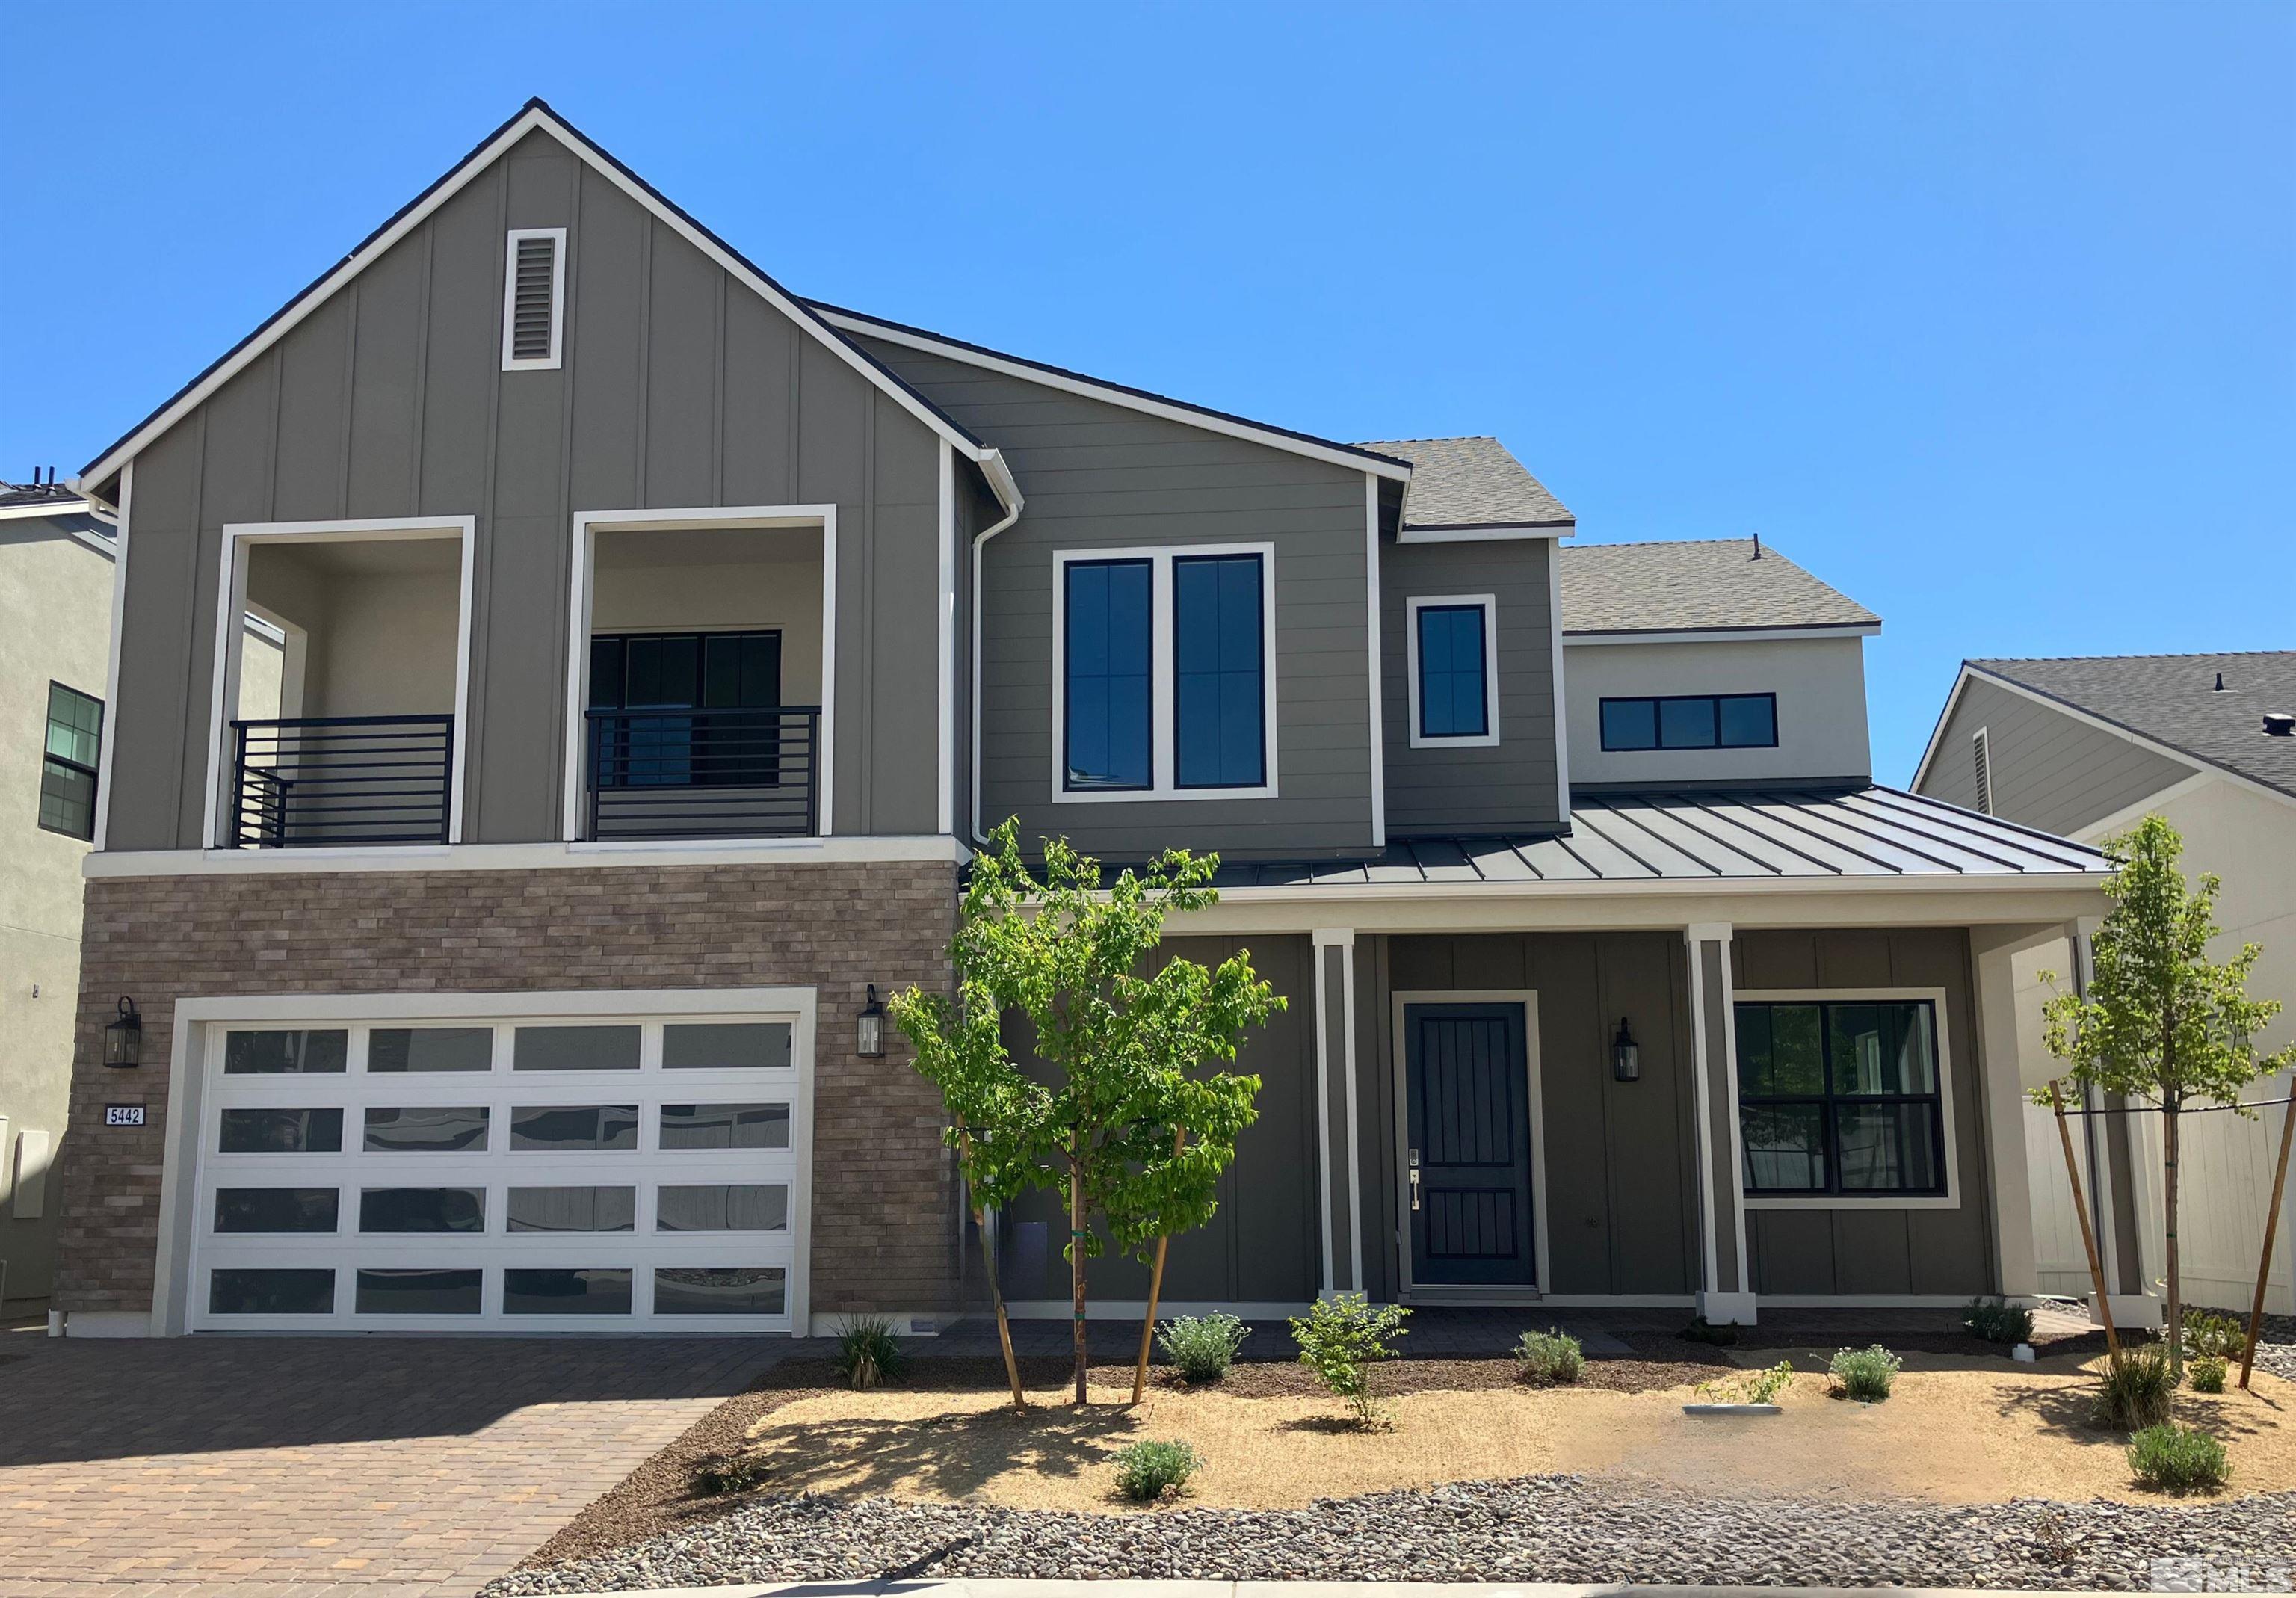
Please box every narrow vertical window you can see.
[1413,602,1493,741]
[501,228,566,371]
[1063,560,1152,791]
[39,682,103,839]
[1173,554,1266,789]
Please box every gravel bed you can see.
[485,1475,2296,1594]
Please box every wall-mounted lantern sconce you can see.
[1611,1017,1640,1082]
[105,996,144,1069]
[857,984,887,1058]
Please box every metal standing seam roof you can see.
[1203,786,2105,890]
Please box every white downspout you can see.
[968,451,1023,846]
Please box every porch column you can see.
[2070,916,2164,1327]
[1685,922,1755,1324]
[1972,926,2044,1302]
[1312,928,1365,1297]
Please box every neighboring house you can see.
[51,99,2108,1339]
[1915,653,2296,1318]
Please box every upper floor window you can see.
[501,228,566,371]
[1408,596,1499,747]
[1600,692,1776,752]
[1735,999,1947,1197]
[39,682,103,840]
[1057,545,1274,800]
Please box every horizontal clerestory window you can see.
[1599,692,1777,752]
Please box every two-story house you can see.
[53,101,2110,1339]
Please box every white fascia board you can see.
[1396,523,1576,544]
[1908,664,1978,794]
[1190,867,2111,909]
[814,306,1413,483]
[0,499,99,522]
[79,105,1018,519]
[1564,623,1882,647]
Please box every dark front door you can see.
[1404,1002,1536,1287]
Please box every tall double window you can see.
[1735,999,1948,1197]
[40,682,103,840]
[1059,546,1272,798]
[1407,596,1499,747]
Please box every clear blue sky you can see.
[3,1,2288,783]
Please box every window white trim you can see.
[560,505,839,842]
[499,227,567,371]
[1404,593,1501,749]
[1732,986,1963,1212]
[203,516,478,851]
[1049,542,1279,803]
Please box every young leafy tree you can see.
[2038,814,2295,1376]
[939,818,1281,1404]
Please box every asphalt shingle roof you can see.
[0,481,87,510]
[1355,436,1573,529]
[1971,652,2296,800]
[1558,537,1880,635]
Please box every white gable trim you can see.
[80,102,1018,517]
[814,305,1414,482]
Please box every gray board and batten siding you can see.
[854,337,1383,863]
[1924,675,2194,839]
[105,129,952,852]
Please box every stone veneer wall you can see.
[56,861,959,1317]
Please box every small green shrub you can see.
[1111,1439,1202,1502]
[1680,1314,1740,1346]
[1289,1292,1410,1428]
[2180,1309,2244,1360]
[1158,1312,1250,1383]
[2189,1354,2229,1394]
[1514,1328,1585,1385]
[1829,1344,1902,1402]
[2095,1344,2176,1431]
[833,1315,907,1389]
[2126,1423,2229,1493]
[691,1452,773,1495]
[1965,1295,2035,1345]
[1694,1359,1794,1406]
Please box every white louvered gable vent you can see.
[501,227,566,371]
[1971,726,1993,816]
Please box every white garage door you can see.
[182,999,811,1333]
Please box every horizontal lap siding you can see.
[856,342,1375,861]
[104,132,946,851]
[1922,677,2192,836]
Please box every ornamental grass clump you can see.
[2127,1423,2229,1493]
[2190,1354,2229,1395]
[2180,1309,2244,1361]
[1964,1295,2035,1345]
[1289,1292,1410,1428]
[1111,1439,1202,1502]
[1828,1344,1901,1401]
[1157,1313,1250,1383]
[834,1315,907,1390]
[1514,1327,1584,1386]
[2095,1344,2176,1431]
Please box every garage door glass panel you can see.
[368,1027,493,1073]
[503,1267,632,1315]
[655,1266,786,1315]
[661,1023,791,1070]
[356,1268,482,1314]
[364,1106,489,1152]
[510,1105,638,1150]
[506,1185,636,1232]
[211,1267,333,1314]
[214,1188,339,1233]
[224,1029,348,1074]
[659,1102,789,1150]
[220,1107,343,1153]
[359,1187,485,1233]
[513,1025,641,1071]
[656,1183,789,1232]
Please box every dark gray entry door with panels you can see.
[1404,1002,1536,1286]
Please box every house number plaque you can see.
[104,1104,146,1127]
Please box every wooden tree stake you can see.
[960,1130,1027,1410]
[2240,1085,2296,1389]
[2050,1079,2120,1357]
[1133,1128,1188,1404]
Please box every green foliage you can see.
[1110,1439,1203,1501]
[2180,1310,2244,1360]
[1829,1345,1902,1401]
[2127,1423,2229,1493]
[691,1452,773,1495]
[2189,1355,2229,1394]
[1290,1293,1411,1427]
[1158,1313,1250,1383]
[2094,1345,2177,1431]
[1964,1295,2036,1345]
[1697,1359,1794,1406]
[833,1315,907,1389]
[1513,1328,1585,1385]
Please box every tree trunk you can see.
[2164,1096,2184,1379]
[1070,1156,1089,1405]
[1134,1128,1188,1404]
[958,1132,1025,1411]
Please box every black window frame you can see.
[1413,601,1492,741]
[39,680,104,840]
[1735,999,1948,1198]
[1170,551,1268,790]
[1599,691,1778,752]
[1060,556,1155,793]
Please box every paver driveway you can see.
[0,1335,775,1598]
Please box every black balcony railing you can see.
[229,715,455,848]
[584,706,821,839]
